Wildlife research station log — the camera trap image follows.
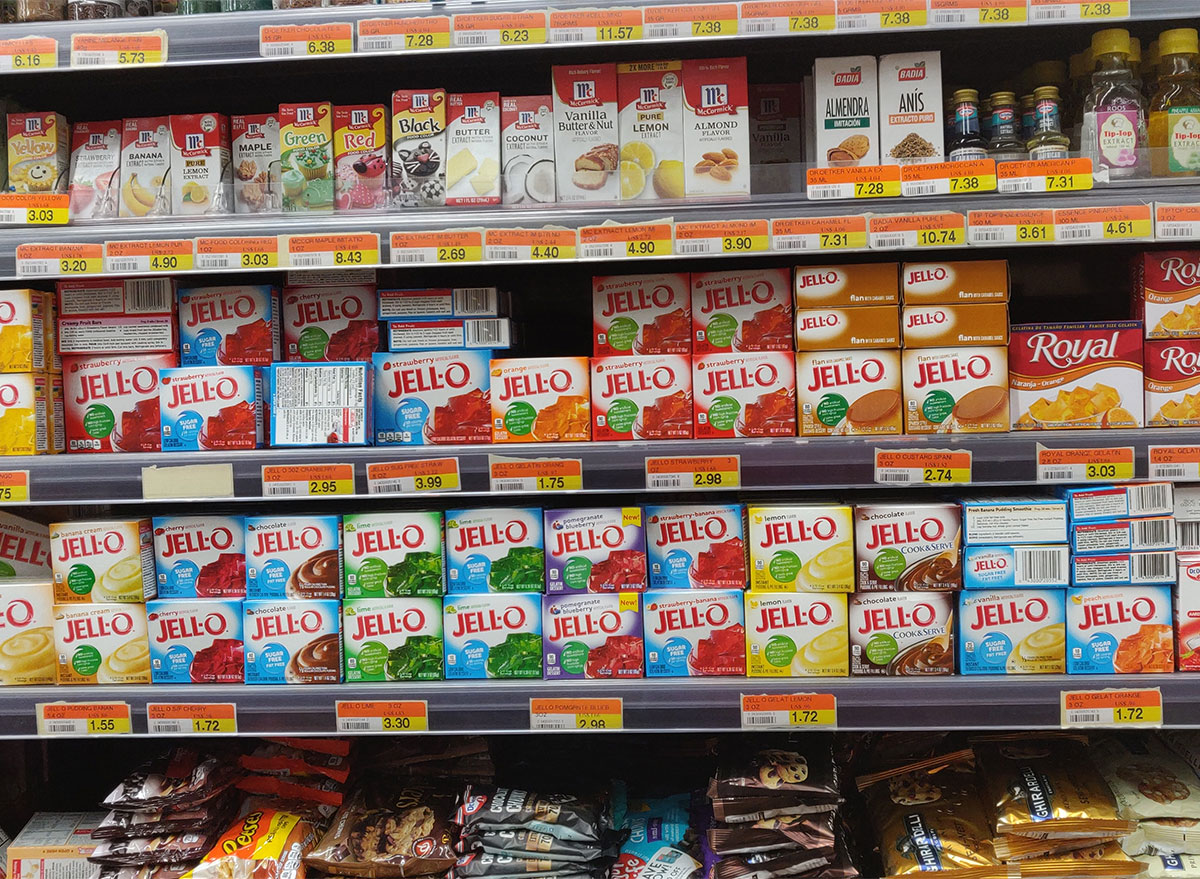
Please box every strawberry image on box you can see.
[283,285,379,363]
[694,351,796,439]
[159,366,260,452]
[592,273,690,356]
[545,507,646,594]
[591,354,692,441]
[692,268,792,355]
[62,352,177,453]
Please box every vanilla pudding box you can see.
[372,350,492,446]
[963,545,1070,589]
[545,507,646,594]
[745,592,849,677]
[855,502,962,592]
[146,599,243,684]
[591,354,692,441]
[958,588,1066,674]
[1066,585,1174,674]
[682,57,750,198]
[49,519,155,604]
[543,592,643,679]
[848,592,954,676]
[446,93,501,206]
[152,515,245,598]
[244,516,342,601]
[342,512,443,599]
[691,268,792,354]
[0,581,55,685]
[178,285,280,367]
[52,603,150,685]
[0,510,50,578]
[552,64,619,203]
[646,504,747,590]
[159,366,261,452]
[617,61,683,202]
[903,346,1009,434]
[446,507,543,594]
[443,593,542,680]
[67,120,121,220]
[342,597,443,682]
[644,590,745,677]
[748,505,854,593]
[693,351,796,439]
[243,599,341,684]
[797,350,902,437]
[592,272,691,356]
[794,263,900,308]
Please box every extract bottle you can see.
[1150,27,1200,177]
[947,89,989,161]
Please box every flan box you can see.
[378,287,508,320]
[593,273,691,357]
[387,318,515,352]
[372,350,492,447]
[793,263,899,309]
[901,303,1010,349]
[1133,251,1200,339]
[901,260,1010,304]
[56,278,176,356]
[1060,484,1175,522]
[962,497,1068,545]
[794,305,900,351]
[177,285,280,366]
[264,363,372,447]
[902,346,1009,434]
[963,544,1070,589]
[0,289,54,373]
[798,350,902,438]
[1071,517,1177,554]
[7,812,104,879]
[543,592,643,679]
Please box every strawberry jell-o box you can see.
[646,504,747,589]
[146,599,244,684]
[1134,251,1200,339]
[491,357,590,443]
[545,508,646,594]
[644,590,745,677]
[245,516,342,601]
[372,350,492,446]
[592,273,691,356]
[543,592,643,679]
[691,268,792,354]
[1146,339,1200,427]
[282,285,379,363]
[152,515,245,599]
[1010,321,1144,430]
[50,519,156,604]
[159,366,260,452]
[693,351,796,439]
[591,354,692,441]
[178,285,279,367]
[62,353,177,453]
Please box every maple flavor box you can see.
[446,507,543,594]
[591,354,692,441]
[159,366,261,452]
[152,515,245,598]
[177,285,280,366]
[691,268,792,355]
[543,592,643,679]
[744,592,849,677]
[693,351,797,439]
[282,285,379,363]
[748,505,854,593]
[957,588,1066,675]
[592,273,691,356]
[644,590,745,677]
[342,596,443,682]
[146,598,244,684]
[491,357,590,443]
[342,512,444,599]
[372,350,492,446]
[443,593,542,680]
[1066,585,1174,674]
[645,504,747,590]
[544,507,646,594]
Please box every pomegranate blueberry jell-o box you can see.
[591,354,692,441]
[52,604,150,685]
[693,351,796,439]
[372,350,492,446]
[794,306,901,351]
[342,597,443,682]
[243,599,341,684]
[592,273,691,356]
[1066,585,1174,674]
[283,285,379,363]
[443,593,542,680]
[49,519,155,604]
[691,268,792,354]
[849,592,954,676]
[544,507,646,594]
[62,352,177,453]
[446,507,543,594]
[159,366,261,452]
[793,263,899,308]
[146,599,243,684]
[244,516,342,601]
[1134,251,1200,339]
[646,504,747,590]
[744,592,849,677]
[342,512,443,599]
[902,346,1009,434]
[748,505,854,593]
[178,285,279,366]
[0,511,51,578]
[958,588,1066,675]
[152,515,245,598]
[797,350,902,437]
[855,503,962,592]
[543,592,643,679]
[490,357,590,443]
[1145,339,1200,426]
[0,581,54,685]
[644,590,745,677]
[901,260,1010,304]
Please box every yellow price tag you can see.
[0,37,58,71]
[358,17,451,52]
[1017,223,1054,242]
[855,179,894,197]
[61,255,102,274]
[334,249,370,266]
[104,239,194,274]
[366,459,461,494]
[453,11,547,46]
[38,703,132,737]
[740,694,837,729]
[691,17,734,34]
[789,13,834,29]
[646,456,741,491]
[71,32,166,67]
[20,202,68,225]
[597,25,639,39]
[1046,172,1090,191]
[1036,446,1134,483]
[262,464,355,497]
[1062,689,1161,728]
[1080,0,1127,18]
[531,699,623,731]
[1103,218,1152,239]
[0,471,29,503]
[625,240,660,257]
[881,9,923,26]
[259,23,352,57]
[336,701,429,732]
[87,716,128,734]
[489,456,583,493]
[147,704,237,735]
[876,449,972,486]
[438,245,475,262]
[917,227,963,246]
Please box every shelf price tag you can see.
[16,242,103,277]
[900,159,996,197]
[997,157,1093,193]
[37,702,131,737]
[194,236,278,270]
[806,165,901,201]
[875,449,971,485]
[1036,445,1135,483]
[741,694,837,729]
[484,227,577,261]
[262,463,355,497]
[548,8,643,42]
[104,239,194,274]
[771,216,867,252]
[738,1,836,33]
[1053,204,1152,244]
[578,222,673,259]
[366,459,461,494]
[1030,0,1128,22]
[1148,447,1200,482]
[646,455,740,490]
[530,698,623,731]
[390,229,484,264]
[336,700,428,733]
[452,11,547,46]
[259,23,352,57]
[357,16,451,52]
[643,3,738,37]
[869,212,965,249]
[967,208,1055,245]
[0,471,29,503]
[1062,689,1161,728]
[836,0,927,30]
[1155,204,1200,242]
[284,232,379,268]
[675,220,768,256]
[146,703,237,735]
[929,0,1024,24]
[0,36,57,70]
[0,193,68,225]
[71,31,166,67]
[489,456,582,493]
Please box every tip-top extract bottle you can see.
[947,89,989,161]
[1080,28,1148,180]
[1026,86,1071,161]
[1149,27,1200,177]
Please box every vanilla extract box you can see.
[745,592,849,677]
[683,57,749,198]
[617,61,683,202]
[1146,339,1200,426]
[797,350,902,437]
[591,354,692,441]
[446,93,501,206]
[553,64,619,203]
[750,83,803,194]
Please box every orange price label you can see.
[284,232,379,268]
[739,1,835,33]
[930,0,1025,24]
[489,455,582,493]
[644,3,738,37]
[336,700,428,732]
[997,157,1092,193]
[0,36,57,71]
[366,458,461,493]
[484,227,577,261]
[901,158,996,197]
[16,242,103,277]
[1148,446,1200,482]
[771,216,867,251]
[146,703,236,735]
[452,11,547,46]
[646,455,740,490]
[674,220,768,256]
[1054,204,1152,244]
[390,228,484,264]
[869,212,966,249]
[967,208,1056,245]
[357,16,450,52]
[806,165,901,201]
[37,702,131,737]
[195,236,278,270]
[548,8,643,42]
[1037,445,1135,483]
[105,239,193,274]
[262,463,355,497]
[530,698,623,730]
[259,23,352,57]
[836,0,927,29]
[0,471,29,503]
[741,694,837,728]
[1062,689,1161,727]
[71,31,166,67]
[0,192,69,225]
[875,449,972,485]
[1030,0,1129,22]
[578,222,673,259]
[1156,204,1200,242]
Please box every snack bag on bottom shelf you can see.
[1135,251,1200,340]
[282,285,378,362]
[617,61,683,202]
[178,285,280,367]
[53,603,150,685]
[848,592,954,675]
[543,592,643,679]
[61,353,177,453]
[957,588,1066,674]
[68,121,121,220]
[797,350,903,437]
[443,593,542,679]
[446,508,543,594]
[342,512,443,599]
[392,89,447,208]
[372,350,492,446]
[1091,736,1200,821]
[232,113,280,214]
[152,516,245,599]
[119,117,171,218]
[544,507,646,594]
[644,589,744,677]
[591,354,692,441]
[0,581,54,685]
[694,351,797,439]
[1146,339,1200,426]
[592,273,691,356]
[242,599,341,684]
[279,102,333,212]
[169,113,231,216]
[332,104,388,211]
[49,519,155,604]
[0,372,48,456]
[855,503,962,592]
[0,290,52,374]
[146,599,244,684]
[646,504,747,590]
[1177,552,1200,671]
[7,112,68,194]
[902,346,1009,434]
[745,592,849,677]
[1067,585,1174,673]
[446,93,501,206]
[184,808,322,879]
[342,596,443,682]
[552,64,619,203]
[490,357,590,442]
[0,511,50,578]
[244,515,342,601]
[159,366,261,452]
[501,95,555,205]
[682,57,749,198]
[692,268,792,354]
[748,505,854,592]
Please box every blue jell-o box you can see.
[443,593,542,679]
[446,507,543,593]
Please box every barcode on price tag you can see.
[71,31,166,67]
[259,23,352,57]
[645,455,740,490]
[390,229,484,264]
[336,701,428,733]
[0,193,68,225]
[869,213,965,249]
[1062,689,1161,728]
[900,159,996,197]
[262,464,354,497]
[675,220,768,256]
[194,236,278,270]
[366,459,461,494]
[643,3,737,38]
[1030,0,1129,22]
[1036,445,1135,483]
[0,471,30,503]
[452,11,547,46]
[741,694,837,729]
[1053,204,1152,243]
[37,702,131,737]
[548,8,642,42]
[484,227,577,261]
[105,239,194,274]
[997,158,1092,193]
[738,1,836,34]
[875,449,971,485]
[771,216,867,251]
[146,703,236,735]
[1156,204,1200,241]
[967,209,1055,245]
[1148,447,1200,482]
[489,456,582,493]
[0,36,57,71]
[16,242,103,277]
[836,0,928,30]
[530,698,623,731]
[357,16,451,52]
[806,165,901,201]
[930,0,1025,24]
[578,222,673,259]
[284,232,379,268]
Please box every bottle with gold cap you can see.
[947,89,989,161]
[1027,86,1071,161]
[1129,37,1144,92]
[1080,27,1148,179]
[1020,94,1037,142]
[988,92,1027,161]
[1150,27,1200,177]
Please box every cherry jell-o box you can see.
[68,120,121,220]
[593,273,690,356]
[902,346,1008,434]
[797,350,902,437]
[693,351,796,439]
[178,285,279,367]
[282,285,379,363]
[62,353,177,453]
[682,57,749,198]
[1134,251,1200,339]
[591,354,692,441]
[491,357,590,443]
[1146,339,1200,426]
[691,268,793,355]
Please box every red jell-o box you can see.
[591,354,692,441]
[693,350,796,439]
[282,285,379,362]
[592,273,690,356]
[62,352,177,453]
[691,268,792,354]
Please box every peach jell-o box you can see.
[491,357,590,443]
[333,105,388,211]
[7,112,68,195]
[1135,251,1200,339]
[592,273,690,356]
[1147,339,1200,426]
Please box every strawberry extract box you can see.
[1146,339,1200,427]
[646,504,747,590]
[644,589,745,677]
[178,285,279,367]
[491,357,590,443]
[62,352,177,453]
[282,285,379,363]
[1134,251,1200,339]
[372,351,491,446]
[591,354,692,441]
[693,351,796,439]
[543,592,643,679]
[691,268,792,354]
[592,273,690,356]
[159,366,261,452]
[152,515,245,599]
[545,507,646,594]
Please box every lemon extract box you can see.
[169,113,231,216]
[745,592,849,677]
[446,93,501,207]
[748,505,854,592]
[958,588,1066,674]
[617,61,683,202]
[49,519,155,604]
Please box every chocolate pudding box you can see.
[159,366,261,452]
[146,599,244,684]
[49,519,155,604]
[543,592,643,679]
[283,285,379,363]
[902,346,1009,434]
[591,354,692,441]
[745,592,849,677]
[593,273,691,356]
[797,350,903,437]
[693,351,797,439]
[958,588,1066,674]
[794,263,900,308]
[646,504,747,590]
[849,592,954,676]
[152,515,245,598]
[244,516,342,600]
[53,604,150,685]
[443,593,542,680]
[446,507,543,594]
[178,285,280,367]
[0,580,54,686]
[491,357,590,443]
[545,507,646,594]
[0,510,50,578]
[1066,585,1174,674]
[62,353,178,453]
[333,104,388,211]
[644,590,744,677]
[243,599,341,684]
[855,502,962,592]
[963,545,1070,589]
[748,505,854,593]
[342,597,443,682]
[372,350,492,446]
[342,512,443,599]
[691,269,792,355]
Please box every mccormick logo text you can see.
[549,608,621,642]
[55,529,125,562]
[451,519,528,554]
[349,524,426,558]
[856,602,938,634]
[74,364,158,405]
[244,123,265,139]
[449,604,527,638]
[1023,331,1121,369]
[387,360,470,398]
[184,293,258,327]
[498,368,573,403]
[164,374,239,411]
[701,361,778,397]
[252,526,322,557]
[865,517,946,550]
[250,609,322,641]
[650,600,729,635]
[807,357,886,391]
[1078,595,1158,630]
[62,611,135,643]
[969,596,1049,630]
[461,106,485,125]
[636,87,667,112]
[696,82,733,116]
[159,525,234,559]
[350,607,427,642]
[655,515,728,547]
[136,129,159,148]
[571,80,600,106]
[154,611,228,643]
[754,600,832,633]
[758,516,837,549]
[516,111,538,130]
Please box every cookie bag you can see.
[612,793,694,879]
[709,735,840,802]
[457,828,621,864]
[707,812,838,856]
[89,834,218,867]
[1015,842,1147,878]
[102,749,242,812]
[455,786,613,844]
[238,774,345,807]
[1092,737,1200,822]
[93,795,237,840]
[90,865,197,879]
[449,852,611,879]
[240,744,352,784]
[182,808,321,879]
[1136,854,1200,878]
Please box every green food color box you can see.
[342,597,443,682]
[342,512,444,598]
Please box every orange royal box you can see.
[901,259,1009,304]
[793,263,899,308]
[1146,338,1200,427]
[901,303,1010,349]
[794,305,900,351]
[1134,250,1200,339]
[591,354,692,441]
[491,356,590,443]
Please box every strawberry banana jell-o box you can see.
[592,273,690,355]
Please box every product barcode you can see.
[839,16,868,28]
[265,483,301,496]
[260,45,296,56]
[288,254,327,267]
[357,38,392,51]
[1041,469,1075,481]
[72,53,106,65]
[743,713,784,726]
[741,21,778,33]
[643,24,679,38]
[971,230,1008,242]
[553,31,587,41]
[806,185,844,200]
[456,33,491,45]
[872,235,908,249]
[43,722,79,733]
[195,255,231,269]
[106,259,141,273]
[676,242,712,254]
[1133,552,1173,581]
[773,237,811,250]
[1158,225,1197,239]
[394,251,428,263]
[1132,482,1171,514]
[1001,179,1036,192]
[1180,521,1200,550]
[1057,226,1093,240]
[1032,7,1068,20]
[905,183,938,196]
[1015,548,1065,585]
[492,480,527,492]
[466,319,505,345]
[126,279,172,313]
[1134,518,1173,548]
[533,717,571,730]
[1067,710,1103,724]
[454,288,495,315]
[17,263,50,274]
[648,474,685,489]
[877,471,911,483]
[0,210,22,224]
[488,247,520,260]
[581,244,617,258]
[339,720,370,731]
[1156,465,1187,478]
[931,11,968,23]
[369,480,406,494]
[150,720,187,734]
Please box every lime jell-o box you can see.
[342,597,442,682]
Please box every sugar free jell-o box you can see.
[53,604,150,685]
[342,597,443,682]
[279,102,333,212]
[446,508,543,594]
[179,285,279,367]
[646,504,747,590]
[902,346,1009,433]
[243,599,341,684]
[794,263,899,308]
[644,589,745,677]
[745,592,849,677]
[692,268,792,354]
[693,351,796,439]
[372,350,491,446]
[342,512,443,599]
[333,104,388,211]
[159,366,260,452]
[748,505,854,593]
[797,350,902,437]
[283,285,379,363]
[491,357,590,443]
[855,502,962,592]
[153,516,245,599]
[7,112,68,195]
[1135,251,1200,339]
[617,61,683,202]
[682,57,749,198]
[543,592,643,679]
[1146,339,1200,426]
[545,507,646,594]
[146,599,243,684]
[62,353,177,453]
[0,581,54,685]
[1067,585,1174,673]
[958,588,1066,674]
[591,354,692,441]
[443,593,542,680]
[592,273,691,356]
[68,120,121,220]
[50,519,155,604]
[245,516,342,600]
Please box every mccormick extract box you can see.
[0,289,52,374]
[265,362,372,447]
[490,357,590,443]
[152,515,245,598]
[372,350,491,446]
[814,56,879,168]
[617,61,683,202]
[232,113,279,214]
[748,505,855,593]
[342,512,443,599]
[903,346,1009,434]
[692,268,792,354]
[243,599,341,684]
[278,102,333,212]
[552,64,619,203]
[902,260,1010,304]
[693,351,796,439]
[501,95,555,205]
[750,83,803,194]
[682,57,749,198]
[244,516,342,601]
[282,285,379,363]
[443,593,542,680]
[798,350,903,437]
[61,353,177,453]
[963,545,1071,589]
[146,599,243,684]
[544,507,646,594]
[332,104,388,211]
[543,592,643,679]
[49,519,154,604]
[878,52,944,164]
[0,372,48,456]
[855,503,962,592]
[159,366,260,452]
[446,507,543,594]
[119,117,171,218]
[169,113,231,215]
[1066,585,1174,674]
[1175,552,1200,670]
[7,112,68,195]
[53,604,150,685]
[593,273,691,356]
[446,93,501,206]
[1010,322,1144,430]
[67,120,121,220]
[0,510,50,578]
[646,504,747,590]
[591,354,692,441]
[958,588,1066,674]
[1134,251,1200,339]
[0,580,54,685]
[391,89,447,208]
[794,263,900,308]
[849,592,954,675]
[178,285,279,367]
[644,589,745,677]
[1146,339,1200,426]
[745,592,849,677]
[342,597,443,682]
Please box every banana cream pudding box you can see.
[849,592,954,675]
[794,305,900,351]
[682,57,749,198]
[745,592,849,677]
[617,61,683,202]
[1146,339,1200,426]
[53,603,150,685]
[593,272,691,356]
[68,120,121,220]
[1134,251,1200,339]
[0,510,50,578]
[119,117,171,218]
[748,505,854,593]
[793,263,899,308]
[49,519,155,604]
[855,503,962,592]
[446,93,501,206]
[591,354,692,441]
[814,56,879,168]
[902,346,1009,433]
[501,96,555,205]
[0,581,54,685]
[797,350,902,437]
[692,268,792,355]
[169,113,231,216]
[553,64,619,203]
[901,260,1010,304]
[902,303,1010,349]
[958,588,1066,674]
